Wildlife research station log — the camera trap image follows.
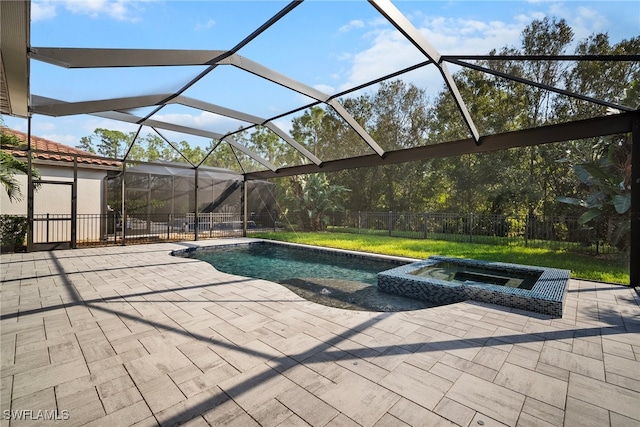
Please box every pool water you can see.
[186,243,437,312]
[410,261,541,290]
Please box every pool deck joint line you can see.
[1,238,639,427]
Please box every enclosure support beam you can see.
[246,113,634,180]
[630,114,640,287]
[369,0,480,144]
[194,168,199,242]
[71,155,77,249]
[242,179,248,238]
[27,117,34,252]
[121,162,126,245]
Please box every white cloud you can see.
[41,133,79,146]
[2,117,28,133]
[81,117,140,135]
[272,118,293,135]
[153,112,250,135]
[31,1,57,22]
[32,0,146,22]
[336,52,353,61]
[195,19,216,31]
[419,17,524,54]
[339,19,365,33]
[530,4,610,42]
[313,84,335,95]
[337,15,527,95]
[338,28,422,92]
[36,122,57,132]
[569,7,610,41]
[64,0,144,22]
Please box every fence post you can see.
[524,215,529,247]
[194,169,199,242]
[46,213,50,243]
[112,213,117,245]
[358,211,361,234]
[167,213,171,240]
[469,213,473,243]
[423,212,428,239]
[388,211,393,236]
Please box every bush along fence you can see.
[327,211,621,255]
[0,215,29,253]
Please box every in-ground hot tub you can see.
[377,256,570,317]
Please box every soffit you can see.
[0,0,29,118]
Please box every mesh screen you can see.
[106,162,275,216]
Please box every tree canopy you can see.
[76,17,639,233]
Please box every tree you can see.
[558,81,638,251]
[292,106,328,158]
[201,139,244,171]
[96,128,132,159]
[322,81,436,212]
[77,128,132,159]
[77,136,96,154]
[78,129,204,163]
[284,173,350,231]
[560,34,640,119]
[250,125,290,166]
[0,127,41,202]
[0,150,31,202]
[175,140,206,165]
[425,17,639,220]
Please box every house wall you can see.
[0,163,108,243]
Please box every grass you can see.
[251,231,630,285]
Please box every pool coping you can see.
[170,238,419,266]
[377,256,570,317]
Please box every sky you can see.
[3,0,639,150]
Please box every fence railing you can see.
[27,212,279,248]
[1,210,620,255]
[327,211,619,255]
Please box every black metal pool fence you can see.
[0,211,622,254]
[327,211,623,255]
[5,212,279,249]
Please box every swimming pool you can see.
[175,241,437,312]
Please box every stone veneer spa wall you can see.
[377,256,570,317]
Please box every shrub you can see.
[0,215,28,253]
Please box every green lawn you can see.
[251,231,630,285]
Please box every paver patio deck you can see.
[1,239,639,426]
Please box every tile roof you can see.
[1,128,121,167]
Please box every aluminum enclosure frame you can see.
[1,0,638,285]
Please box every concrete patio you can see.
[1,239,639,427]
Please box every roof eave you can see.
[0,0,30,118]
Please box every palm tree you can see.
[0,126,40,202]
[285,173,350,231]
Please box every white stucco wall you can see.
[0,163,109,243]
